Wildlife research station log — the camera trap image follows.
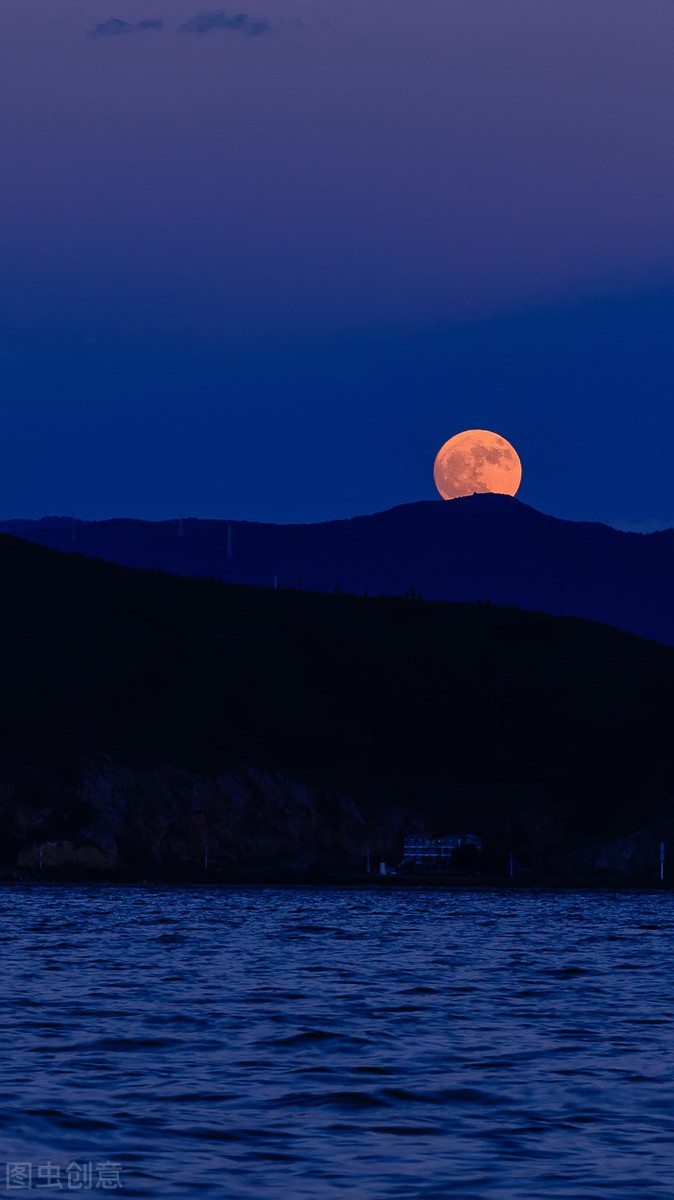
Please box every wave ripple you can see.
[0,886,673,1198]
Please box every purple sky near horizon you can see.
[1,0,674,526]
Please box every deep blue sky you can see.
[2,1,674,527]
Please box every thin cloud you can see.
[178,11,271,36]
[88,17,164,38]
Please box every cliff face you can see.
[2,756,672,881]
[12,756,413,875]
[555,819,674,880]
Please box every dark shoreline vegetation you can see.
[0,530,673,882]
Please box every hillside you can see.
[3,495,673,645]
[0,531,672,875]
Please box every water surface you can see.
[0,886,672,1197]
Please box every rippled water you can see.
[1,886,673,1197]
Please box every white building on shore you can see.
[400,833,482,873]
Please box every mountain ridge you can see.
[2,495,673,644]
[3,494,673,535]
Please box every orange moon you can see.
[433,429,522,500]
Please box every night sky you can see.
[2,0,673,528]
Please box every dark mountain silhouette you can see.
[0,528,673,878]
[2,495,672,644]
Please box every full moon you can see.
[433,429,522,501]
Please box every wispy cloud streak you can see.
[178,11,271,36]
[87,12,269,39]
[88,17,164,38]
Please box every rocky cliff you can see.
[555,817,674,881]
[11,756,414,876]
[3,754,671,882]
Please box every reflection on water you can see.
[0,886,673,1197]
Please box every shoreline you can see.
[1,869,671,891]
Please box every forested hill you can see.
[0,529,672,863]
[2,494,673,645]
